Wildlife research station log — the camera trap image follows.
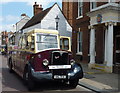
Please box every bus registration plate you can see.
[54,75,66,79]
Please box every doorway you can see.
[115,36,120,63]
[113,36,120,73]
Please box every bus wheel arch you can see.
[23,64,34,90]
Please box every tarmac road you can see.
[1,55,93,92]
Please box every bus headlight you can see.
[70,59,75,65]
[43,59,49,66]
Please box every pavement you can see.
[79,62,120,93]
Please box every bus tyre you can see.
[27,73,34,91]
[23,68,34,91]
[69,79,79,88]
[9,60,13,73]
[23,69,28,85]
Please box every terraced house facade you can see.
[62,0,120,73]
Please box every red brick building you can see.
[1,31,14,45]
[62,1,120,73]
[1,31,8,45]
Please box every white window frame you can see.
[77,0,83,19]
[77,31,83,55]
[108,0,116,3]
[90,2,97,10]
[36,33,59,52]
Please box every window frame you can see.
[21,36,27,49]
[36,33,59,52]
[108,0,116,3]
[60,38,69,51]
[18,37,22,49]
[77,0,83,19]
[90,1,97,10]
[77,31,83,55]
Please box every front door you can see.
[113,36,120,73]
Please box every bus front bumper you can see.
[30,64,83,81]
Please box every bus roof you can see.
[25,29,59,35]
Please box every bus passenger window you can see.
[18,37,22,49]
[22,37,27,49]
[31,36,35,51]
[60,39,63,49]
[60,38,69,50]
[64,39,69,50]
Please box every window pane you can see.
[37,43,58,50]
[22,37,26,49]
[37,34,58,51]
[64,39,69,50]
[18,37,22,49]
[78,32,82,52]
[91,2,96,9]
[80,42,82,52]
[60,38,69,50]
[37,34,57,43]
[60,39,62,49]
[78,0,83,17]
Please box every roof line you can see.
[22,3,73,30]
[55,3,73,29]
[21,3,56,30]
[16,15,30,25]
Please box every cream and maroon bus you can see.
[7,29,83,90]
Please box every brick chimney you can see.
[21,13,26,19]
[33,2,43,15]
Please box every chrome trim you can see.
[30,64,82,80]
[48,65,71,69]
[31,68,52,80]
[68,64,81,79]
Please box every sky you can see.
[0,0,62,32]
[1,0,118,32]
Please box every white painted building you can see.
[22,3,72,38]
[14,14,30,45]
[0,32,1,45]
[87,2,120,73]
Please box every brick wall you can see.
[62,2,108,63]
[63,2,90,62]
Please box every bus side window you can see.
[18,37,22,49]
[60,38,69,50]
[64,38,69,50]
[31,36,35,51]
[26,35,31,50]
[22,36,27,49]
[26,35,34,51]
[60,39,63,49]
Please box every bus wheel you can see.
[23,69,28,85]
[27,74,34,91]
[9,60,13,73]
[23,68,34,91]
[69,79,79,88]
